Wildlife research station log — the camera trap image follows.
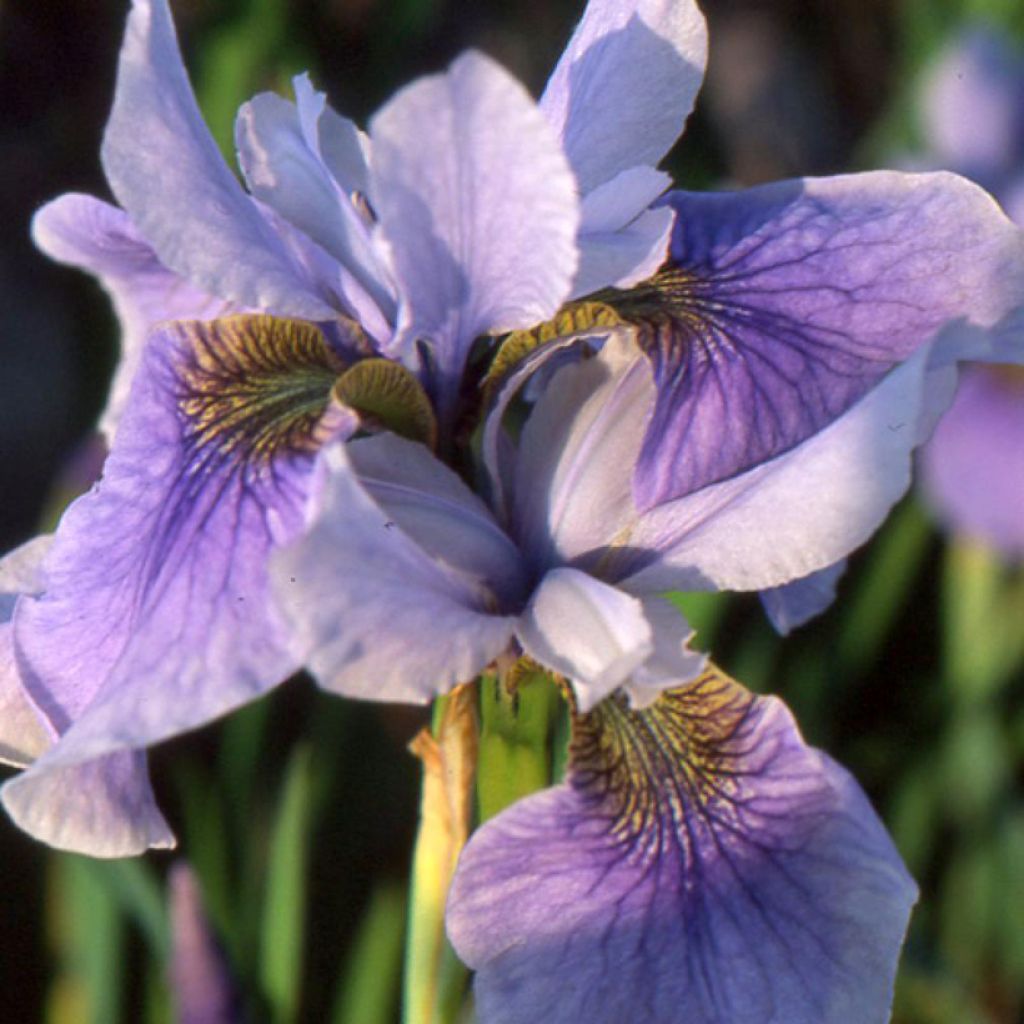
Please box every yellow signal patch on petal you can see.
[571,666,757,849]
[174,315,347,476]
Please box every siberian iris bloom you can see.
[265,17,1024,1024]
[911,28,1024,557]
[4,0,1024,1017]
[0,0,699,854]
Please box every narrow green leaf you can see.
[84,858,170,962]
[836,497,932,676]
[260,744,315,1024]
[174,758,237,961]
[332,881,407,1024]
[47,855,124,1024]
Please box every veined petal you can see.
[0,540,172,856]
[101,0,336,319]
[0,537,54,768]
[629,172,1024,508]
[32,194,230,437]
[625,347,957,593]
[448,669,916,1024]
[236,85,393,319]
[573,167,674,297]
[275,440,519,704]
[517,567,653,713]
[370,50,579,407]
[541,0,707,196]
[920,365,1024,555]
[3,316,345,854]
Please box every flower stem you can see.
[402,687,477,1024]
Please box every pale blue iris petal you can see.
[625,348,957,593]
[275,442,519,704]
[292,73,371,198]
[572,167,674,296]
[31,193,231,437]
[624,596,706,706]
[921,366,1024,556]
[101,0,335,319]
[517,567,653,712]
[2,321,334,854]
[920,29,1024,181]
[0,538,55,769]
[369,50,579,417]
[447,683,916,1024]
[638,172,1024,509]
[3,752,174,857]
[540,0,707,197]
[760,560,848,636]
[512,332,653,574]
[235,86,394,322]
[574,205,675,298]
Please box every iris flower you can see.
[912,28,1024,557]
[3,0,1024,1016]
[0,0,700,853]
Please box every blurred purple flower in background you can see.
[169,863,241,1024]
[914,28,1024,557]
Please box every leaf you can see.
[260,744,315,1024]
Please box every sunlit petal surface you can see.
[541,0,707,196]
[31,194,230,437]
[628,173,1024,508]
[448,669,916,1024]
[3,316,348,853]
[101,0,335,319]
[370,50,579,410]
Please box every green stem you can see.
[402,691,476,1024]
[476,669,563,824]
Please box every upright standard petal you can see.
[101,0,336,319]
[275,438,520,704]
[624,172,1024,509]
[370,51,579,406]
[235,82,394,321]
[32,194,230,437]
[541,0,708,196]
[448,669,916,1024]
[3,316,346,854]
